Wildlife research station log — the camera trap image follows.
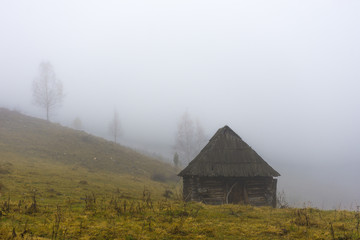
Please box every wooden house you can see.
[178,126,280,207]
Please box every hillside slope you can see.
[0,108,176,178]
[0,109,359,240]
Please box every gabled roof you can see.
[178,125,280,177]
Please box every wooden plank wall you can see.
[241,177,272,206]
[183,176,277,207]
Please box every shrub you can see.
[150,173,167,182]
[79,180,88,185]
[163,190,174,199]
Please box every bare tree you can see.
[175,112,207,166]
[195,119,208,153]
[109,109,121,144]
[72,117,82,130]
[175,112,195,165]
[32,61,64,121]
[173,152,180,168]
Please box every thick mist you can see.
[1,1,360,209]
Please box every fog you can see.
[1,1,360,209]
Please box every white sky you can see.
[1,0,360,209]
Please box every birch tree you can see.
[109,110,121,144]
[72,117,82,130]
[175,112,208,166]
[173,152,180,168]
[32,61,64,121]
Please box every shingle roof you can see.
[178,125,280,177]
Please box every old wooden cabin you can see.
[178,125,280,207]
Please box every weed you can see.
[142,188,153,210]
[2,195,11,213]
[293,208,313,227]
[277,190,289,208]
[356,206,360,236]
[11,227,17,239]
[51,206,62,240]
[25,190,38,215]
[163,189,173,199]
[330,222,335,240]
[20,220,32,238]
[83,192,96,211]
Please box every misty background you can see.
[1,1,360,209]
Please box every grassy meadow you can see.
[1,108,360,239]
[1,158,360,240]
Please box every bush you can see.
[0,164,11,175]
[277,190,289,208]
[163,190,174,199]
[79,180,88,185]
[150,173,167,182]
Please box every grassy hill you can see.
[0,108,176,178]
[0,108,359,239]
[0,108,179,214]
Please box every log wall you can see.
[182,176,277,207]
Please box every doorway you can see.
[227,182,248,204]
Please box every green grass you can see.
[1,108,360,239]
[0,108,177,179]
[0,150,182,239]
[1,180,360,240]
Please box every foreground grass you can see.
[1,153,360,240]
[1,153,359,239]
[1,193,360,240]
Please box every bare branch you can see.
[175,112,207,166]
[32,61,64,121]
